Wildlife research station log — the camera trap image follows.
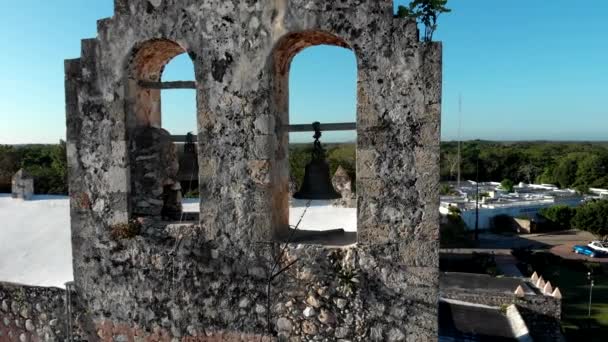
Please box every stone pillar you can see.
[130,126,182,220]
[288,175,299,197]
[332,165,355,208]
[11,169,34,200]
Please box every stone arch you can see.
[125,38,189,129]
[273,31,353,77]
[124,38,198,220]
[270,30,359,243]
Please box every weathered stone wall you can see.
[130,126,182,219]
[64,0,441,340]
[0,282,72,342]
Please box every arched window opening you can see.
[160,55,199,216]
[126,39,199,222]
[273,32,358,246]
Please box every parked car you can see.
[573,245,602,258]
[588,241,608,254]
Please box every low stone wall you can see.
[94,321,273,341]
[69,220,438,341]
[2,227,437,342]
[514,218,532,234]
[0,282,69,342]
[441,286,563,341]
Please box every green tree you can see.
[540,205,575,230]
[396,0,451,41]
[574,154,606,189]
[447,205,461,216]
[441,205,472,248]
[500,179,514,193]
[0,145,21,192]
[571,200,608,240]
[439,141,608,189]
[289,145,312,189]
[552,154,581,188]
[517,164,541,184]
[536,167,557,185]
[18,143,68,195]
[440,184,457,195]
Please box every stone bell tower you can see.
[65,0,441,340]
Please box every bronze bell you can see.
[293,122,341,200]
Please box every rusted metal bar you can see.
[171,135,196,142]
[170,122,357,142]
[287,122,356,132]
[138,80,196,89]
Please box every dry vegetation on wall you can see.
[110,220,142,240]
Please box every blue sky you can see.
[0,1,607,144]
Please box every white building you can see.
[589,188,608,199]
[440,181,584,231]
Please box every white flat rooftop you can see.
[0,194,73,288]
[0,194,356,288]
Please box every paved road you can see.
[478,230,595,250]
[443,230,595,252]
[441,230,604,271]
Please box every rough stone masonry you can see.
[11,169,34,201]
[61,0,441,340]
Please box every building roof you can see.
[440,272,535,295]
[439,300,520,341]
[441,181,584,206]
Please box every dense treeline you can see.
[441,141,608,191]
[540,200,608,239]
[539,205,576,231]
[571,200,608,239]
[0,142,356,196]
[0,143,67,194]
[2,141,607,196]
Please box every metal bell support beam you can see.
[170,122,356,142]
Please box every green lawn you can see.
[555,267,608,341]
[518,252,608,341]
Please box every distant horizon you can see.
[5,139,608,147]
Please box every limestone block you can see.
[11,169,34,200]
